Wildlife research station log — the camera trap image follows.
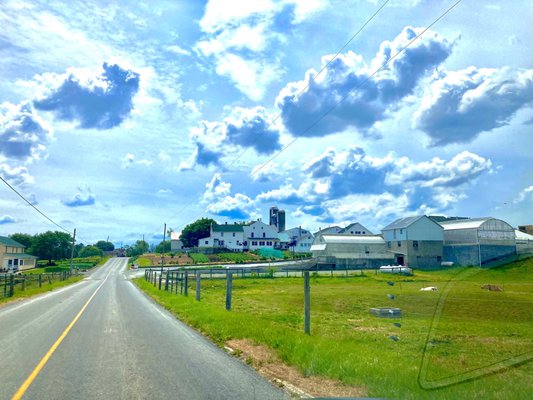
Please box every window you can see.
[20,260,24,266]
[400,229,403,235]
[205,240,208,245]
[397,241,401,247]
[251,232,254,238]
[387,241,391,249]
[221,232,224,237]
[260,241,265,246]
[252,241,257,246]
[413,240,419,249]
[262,232,266,238]
[232,232,235,237]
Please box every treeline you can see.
[8,231,115,265]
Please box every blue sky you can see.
[1,0,532,245]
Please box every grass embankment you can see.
[1,256,109,304]
[134,257,533,399]
[0,275,84,304]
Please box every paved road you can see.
[0,258,288,399]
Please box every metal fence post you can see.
[165,269,169,291]
[196,272,201,301]
[304,271,310,335]
[225,272,233,311]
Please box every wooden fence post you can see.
[39,274,42,288]
[184,272,188,296]
[9,274,14,297]
[158,270,163,290]
[165,269,169,291]
[21,276,25,291]
[196,272,201,301]
[226,272,233,311]
[304,271,310,335]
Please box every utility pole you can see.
[69,228,76,272]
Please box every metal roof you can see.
[3,253,37,259]
[0,236,25,247]
[382,216,424,231]
[439,217,493,230]
[212,224,244,232]
[515,229,533,241]
[320,235,385,244]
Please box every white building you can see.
[170,231,185,252]
[243,220,279,251]
[339,222,373,235]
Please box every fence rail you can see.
[1,270,77,299]
[143,265,374,334]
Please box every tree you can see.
[155,240,171,253]
[9,233,34,249]
[126,240,149,257]
[95,240,115,252]
[30,231,73,265]
[79,245,104,258]
[180,218,216,248]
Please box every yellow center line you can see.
[11,268,113,400]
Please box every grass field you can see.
[135,257,533,399]
[0,275,84,304]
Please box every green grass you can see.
[189,253,210,263]
[0,275,84,304]
[217,252,256,263]
[135,257,533,399]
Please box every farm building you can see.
[439,218,516,266]
[339,222,373,235]
[0,236,37,272]
[201,223,245,251]
[515,229,533,255]
[310,234,394,269]
[381,215,444,269]
[170,231,185,252]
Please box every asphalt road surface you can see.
[0,258,288,399]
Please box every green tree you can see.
[95,240,115,251]
[155,240,171,253]
[126,240,149,257]
[180,218,216,248]
[8,233,34,249]
[30,231,73,265]
[79,245,104,258]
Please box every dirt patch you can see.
[226,338,367,398]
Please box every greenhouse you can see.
[440,218,516,266]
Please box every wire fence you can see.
[1,270,78,299]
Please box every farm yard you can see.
[135,256,533,399]
[132,250,309,267]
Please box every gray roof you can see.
[439,217,495,230]
[382,216,424,231]
[0,236,25,247]
[212,224,244,232]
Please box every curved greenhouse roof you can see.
[439,217,513,231]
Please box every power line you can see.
[158,0,463,239]
[251,0,463,178]
[158,0,392,235]
[0,175,72,235]
[226,0,391,169]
